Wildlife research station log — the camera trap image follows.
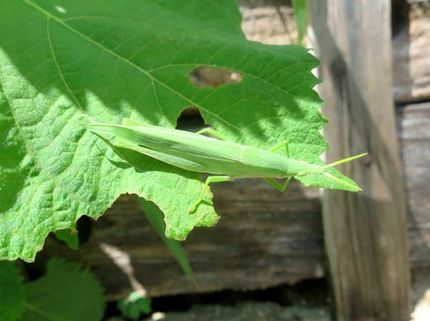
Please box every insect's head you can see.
[294,153,367,192]
[294,163,325,176]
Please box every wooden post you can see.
[310,1,411,321]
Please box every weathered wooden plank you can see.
[398,102,430,267]
[239,0,297,45]
[241,0,430,103]
[310,1,411,321]
[140,303,331,321]
[407,0,430,4]
[38,181,324,299]
[393,4,430,103]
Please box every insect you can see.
[86,119,365,212]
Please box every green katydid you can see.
[86,119,365,212]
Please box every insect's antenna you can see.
[326,153,367,168]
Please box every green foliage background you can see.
[0,262,24,321]
[0,259,105,321]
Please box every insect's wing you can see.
[113,140,206,173]
[86,122,165,151]
[86,121,248,176]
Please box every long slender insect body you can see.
[87,122,327,179]
[87,118,365,206]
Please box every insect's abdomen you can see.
[233,146,325,178]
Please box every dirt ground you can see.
[103,268,430,320]
[412,268,430,321]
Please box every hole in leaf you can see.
[189,67,242,88]
[51,215,93,247]
[76,215,93,244]
[176,108,205,132]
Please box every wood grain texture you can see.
[239,0,297,45]
[393,4,430,103]
[310,1,411,321]
[38,180,324,299]
[398,103,430,267]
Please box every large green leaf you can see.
[18,259,105,321]
[0,0,351,261]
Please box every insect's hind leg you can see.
[270,140,290,157]
[264,177,291,192]
[189,175,232,213]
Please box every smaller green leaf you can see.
[54,229,79,250]
[118,291,151,321]
[292,0,308,44]
[138,198,196,282]
[19,259,105,321]
[0,262,24,321]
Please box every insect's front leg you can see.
[264,177,291,192]
[270,140,290,157]
[189,175,232,213]
[196,128,228,141]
